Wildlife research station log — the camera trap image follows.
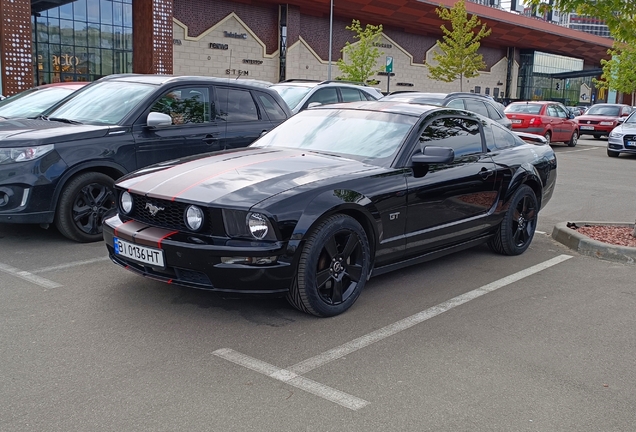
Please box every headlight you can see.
[248,212,270,239]
[599,121,614,125]
[120,191,133,214]
[0,144,54,165]
[185,205,204,231]
[609,130,623,138]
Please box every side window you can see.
[446,99,465,109]
[256,92,287,121]
[485,102,503,119]
[216,87,259,122]
[491,123,521,150]
[547,105,558,117]
[340,88,364,102]
[151,87,211,125]
[419,117,483,158]
[464,99,490,118]
[555,105,568,118]
[306,88,338,107]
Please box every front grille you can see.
[123,193,212,233]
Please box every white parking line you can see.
[213,348,369,411]
[0,262,62,289]
[561,147,598,153]
[31,257,110,274]
[215,254,573,410]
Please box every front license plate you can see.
[114,237,165,267]
[512,119,522,124]
[627,140,636,147]
[580,125,594,130]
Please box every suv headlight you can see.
[609,130,623,138]
[0,144,54,165]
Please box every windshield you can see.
[505,103,543,115]
[270,85,313,110]
[0,87,77,118]
[624,112,636,124]
[585,105,620,116]
[46,80,156,124]
[253,109,417,164]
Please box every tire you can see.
[568,130,578,147]
[594,135,603,140]
[607,149,620,157]
[55,172,116,243]
[287,214,371,317]
[544,131,551,145]
[488,185,538,256]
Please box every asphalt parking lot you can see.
[1,137,635,431]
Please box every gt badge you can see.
[390,212,400,220]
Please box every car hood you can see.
[576,114,619,122]
[612,122,636,134]
[120,147,382,208]
[0,118,111,146]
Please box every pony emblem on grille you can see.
[145,202,165,216]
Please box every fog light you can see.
[0,193,8,207]
[221,256,278,265]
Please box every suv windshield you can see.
[585,105,620,116]
[253,108,417,164]
[46,80,156,125]
[270,85,313,110]
[0,87,77,119]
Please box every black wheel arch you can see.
[503,164,544,210]
[50,161,128,214]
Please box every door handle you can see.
[203,134,219,145]
[479,167,494,180]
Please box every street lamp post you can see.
[328,0,333,80]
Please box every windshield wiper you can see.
[47,117,83,125]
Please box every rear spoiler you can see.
[513,131,548,145]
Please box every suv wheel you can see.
[55,172,116,242]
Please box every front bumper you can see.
[103,215,296,295]
[607,135,636,155]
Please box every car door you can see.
[545,104,564,141]
[215,86,274,150]
[339,87,366,103]
[553,103,575,139]
[404,115,498,257]
[133,85,221,168]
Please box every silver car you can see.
[607,111,636,157]
[270,79,383,114]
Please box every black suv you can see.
[381,91,512,130]
[0,74,292,242]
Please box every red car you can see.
[575,103,632,139]
[504,101,579,146]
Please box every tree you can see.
[526,0,636,44]
[594,43,636,107]
[425,0,492,91]
[337,20,384,83]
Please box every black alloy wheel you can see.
[55,172,116,243]
[489,185,538,256]
[607,149,620,157]
[287,214,371,317]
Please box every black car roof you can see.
[311,100,441,117]
[98,74,274,89]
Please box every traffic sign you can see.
[386,56,393,73]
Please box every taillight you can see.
[529,117,542,125]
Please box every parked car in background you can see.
[575,103,632,139]
[269,79,383,114]
[607,111,636,157]
[566,106,585,116]
[0,74,291,243]
[103,101,557,317]
[0,82,87,120]
[381,92,512,130]
[504,101,578,146]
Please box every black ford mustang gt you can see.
[103,101,557,317]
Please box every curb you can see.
[551,221,636,264]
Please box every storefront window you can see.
[33,0,133,85]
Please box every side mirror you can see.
[412,146,454,165]
[616,117,626,124]
[147,111,173,127]
[568,112,575,119]
[307,102,322,109]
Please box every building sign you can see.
[396,82,414,87]
[173,39,182,45]
[53,54,81,67]
[579,83,591,103]
[226,69,249,76]
[373,43,392,49]
[378,72,395,76]
[210,43,229,50]
[242,59,263,65]
[224,31,247,39]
